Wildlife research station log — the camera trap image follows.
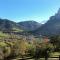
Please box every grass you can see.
[0,31,10,38]
[12,28,24,32]
[50,52,60,57]
[0,42,7,47]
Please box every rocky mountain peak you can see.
[55,8,60,17]
[57,8,60,14]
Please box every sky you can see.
[0,0,60,23]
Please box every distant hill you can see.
[35,8,60,36]
[0,19,23,32]
[0,19,41,33]
[18,21,42,31]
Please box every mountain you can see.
[0,19,41,34]
[18,21,41,31]
[0,19,23,32]
[35,8,60,36]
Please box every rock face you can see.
[18,21,41,31]
[35,8,60,36]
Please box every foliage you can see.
[34,43,54,58]
[12,40,29,57]
[0,42,11,59]
[0,34,59,60]
[50,35,60,51]
[27,43,36,57]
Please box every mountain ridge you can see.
[34,8,60,36]
[18,21,42,31]
[0,19,41,32]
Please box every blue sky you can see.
[0,0,60,23]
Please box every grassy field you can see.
[50,52,60,57]
[0,31,10,37]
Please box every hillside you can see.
[18,21,41,31]
[0,19,42,34]
[0,19,23,32]
[35,8,60,36]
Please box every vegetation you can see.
[0,32,59,60]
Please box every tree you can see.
[50,35,60,51]
[27,43,36,57]
[34,43,54,60]
[0,42,11,60]
[13,40,28,58]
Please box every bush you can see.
[0,42,11,60]
[27,43,36,57]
